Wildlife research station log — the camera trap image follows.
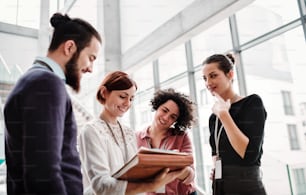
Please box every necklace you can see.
[103,119,128,162]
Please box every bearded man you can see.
[3,13,102,195]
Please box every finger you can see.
[162,168,170,174]
[213,92,223,102]
[226,99,230,105]
[168,169,184,178]
[155,168,170,180]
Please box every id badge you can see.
[215,158,222,179]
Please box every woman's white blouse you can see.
[78,118,138,195]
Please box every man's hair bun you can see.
[50,13,71,28]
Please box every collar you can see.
[139,126,150,140]
[33,56,66,81]
[139,126,172,140]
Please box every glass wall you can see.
[158,44,187,83]
[0,0,306,194]
[192,19,232,67]
[236,0,300,44]
[0,0,40,29]
[120,0,194,52]
[240,26,306,194]
[129,1,306,194]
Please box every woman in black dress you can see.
[202,53,267,195]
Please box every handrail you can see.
[0,53,11,75]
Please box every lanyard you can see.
[214,116,224,158]
[104,120,128,162]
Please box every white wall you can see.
[0,32,38,72]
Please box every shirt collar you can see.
[34,56,66,81]
[139,127,151,139]
[139,126,172,140]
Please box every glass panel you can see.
[50,0,65,16]
[241,27,306,195]
[293,168,306,195]
[0,54,23,83]
[194,69,214,193]
[158,44,187,83]
[133,88,155,131]
[17,0,40,28]
[68,0,97,26]
[128,62,153,91]
[0,0,18,25]
[287,124,300,150]
[192,19,232,66]
[160,74,189,94]
[0,0,40,28]
[120,0,194,52]
[236,0,300,43]
[281,91,294,115]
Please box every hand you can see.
[210,168,215,181]
[212,92,230,117]
[150,168,184,191]
[176,167,190,180]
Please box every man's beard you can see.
[65,52,81,92]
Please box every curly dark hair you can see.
[150,88,195,135]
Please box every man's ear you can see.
[64,40,77,56]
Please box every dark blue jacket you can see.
[4,65,83,195]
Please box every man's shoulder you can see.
[20,67,65,89]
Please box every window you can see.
[120,0,194,52]
[191,19,232,67]
[236,0,299,44]
[202,126,210,144]
[288,124,300,150]
[292,168,306,195]
[141,110,152,124]
[159,44,187,83]
[282,90,294,115]
[200,89,208,105]
[129,62,154,91]
[0,0,40,28]
[300,102,306,115]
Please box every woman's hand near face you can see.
[212,92,230,118]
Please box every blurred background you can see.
[0,0,306,194]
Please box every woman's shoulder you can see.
[80,118,108,137]
[247,93,262,99]
[244,94,264,104]
[238,94,266,115]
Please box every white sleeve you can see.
[78,123,128,195]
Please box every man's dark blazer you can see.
[4,64,83,195]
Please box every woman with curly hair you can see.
[136,88,197,195]
[79,72,185,195]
